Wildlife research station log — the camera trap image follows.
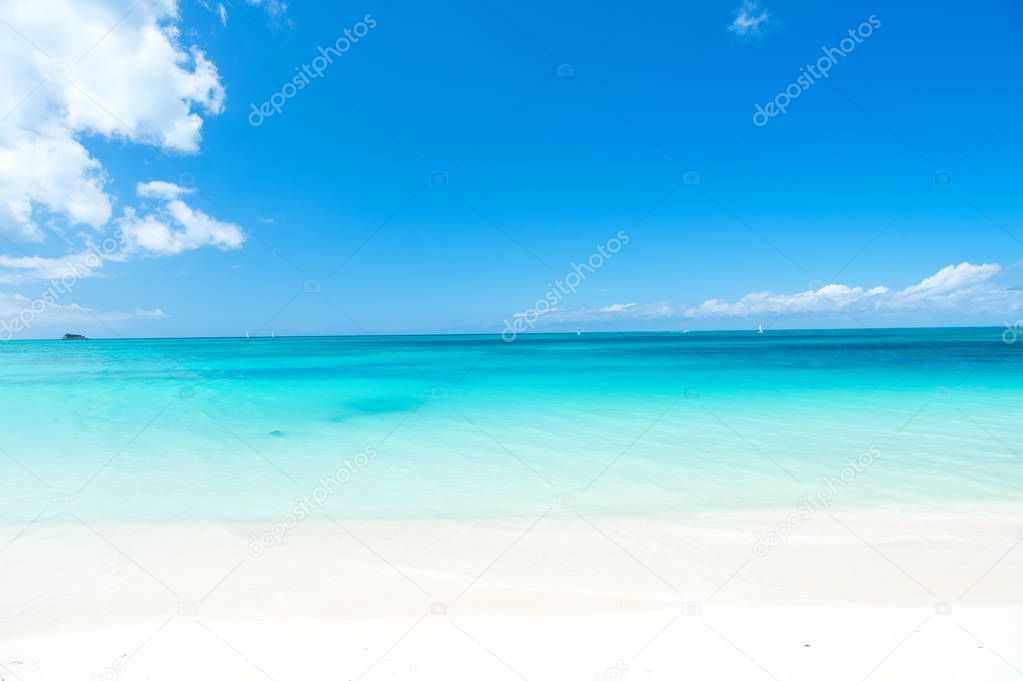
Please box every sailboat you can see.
[757,323,764,335]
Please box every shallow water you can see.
[2,328,1021,523]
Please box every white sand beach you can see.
[3,505,1023,680]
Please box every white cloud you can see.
[0,250,107,285]
[887,262,1001,308]
[687,283,888,317]
[119,183,244,256]
[729,1,771,37]
[529,263,1020,328]
[247,0,289,25]
[0,0,246,295]
[196,0,229,25]
[137,180,195,200]
[685,263,1014,318]
[0,185,244,285]
[513,307,558,319]
[0,291,165,338]
[133,307,166,318]
[0,0,225,241]
[117,204,243,256]
[0,128,112,241]
[542,302,673,324]
[201,0,285,26]
[600,303,637,313]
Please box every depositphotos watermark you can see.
[90,658,127,681]
[0,231,127,341]
[1003,320,1022,345]
[753,15,881,127]
[501,230,630,342]
[595,660,630,681]
[248,445,377,556]
[248,14,377,127]
[752,444,882,557]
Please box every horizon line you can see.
[2,324,1009,342]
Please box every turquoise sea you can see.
[1,328,1021,523]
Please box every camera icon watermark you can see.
[934,601,952,616]
[51,492,72,509]
[429,170,448,186]
[934,171,952,186]
[683,386,701,400]
[557,64,574,77]
[682,601,702,616]
[934,386,952,401]
[178,171,197,188]
[556,492,575,509]
[595,660,630,681]
[430,386,448,401]
[51,62,72,79]
[304,279,322,293]
[430,601,447,615]
[178,601,197,616]
[683,171,700,185]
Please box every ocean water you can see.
[1,328,1021,523]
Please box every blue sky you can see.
[1,0,1022,338]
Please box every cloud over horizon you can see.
[686,262,1010,318]
[542,262,1022,327]
[0,290,165,333]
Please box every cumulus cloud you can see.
[887,262,1001,309]
[0,0,247,301]
[530,263,1020,329]
[0,129,111,241]
[729,1,771,37]
[0,0,225,241]
[118,182,244,256]
[136,180,195,200]
[688,284,889,317]
[0,183,245,285]
[685,263,1013,318]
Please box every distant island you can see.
[62,333,88,340]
